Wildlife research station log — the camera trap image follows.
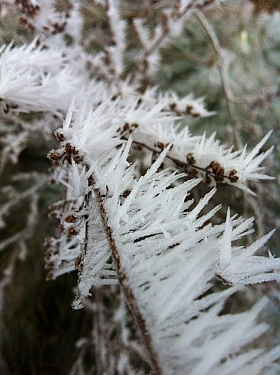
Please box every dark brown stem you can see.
[130,138,238,183]
[93,186,162,375]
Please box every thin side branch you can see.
[128,137,240,184]
[130,0,198,83]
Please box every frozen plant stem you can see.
[130,0,198,84]
[144,0,197,55]
[127,137,239,183]
[193,10,242,148]
[93,183,162,375]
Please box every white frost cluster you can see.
[57,97,275,193]
[59,128,279,373]
[218,211,279,285]
[0,41,86,114]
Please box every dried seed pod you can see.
[187,153,196,165]
[187,168,198,177]
[44,237,53,247]
[204,174,212,186]
[229,175,239,183]
[229,169,238,177]
[46,271,54,280]
[65,143,76,155]
[209,161,218,172]
[45,259,54,270]
[229,169,239,182]
[88,175,94,186]
[73,155,84,164]
[122,189,131,198]
[209,161,225,176]
[218,167,225,176]
[65,215,76,223]
[186,105,193,114]
[56,133,65,141]
[48,211,58,219]
[155,142,165,150]
[68,227,78,236]
[123,123,130,131]
[48,151,61,161]
[155,141,171,150]
[18,17,28,27]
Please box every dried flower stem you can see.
[193,10,242,148]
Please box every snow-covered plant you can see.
[0,1,279,374]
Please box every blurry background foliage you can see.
[0,0,279,374]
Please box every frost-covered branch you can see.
[0,1,279,374]
[45,101,279,373]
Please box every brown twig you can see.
[129,137,239,184]
[93,184,162,375]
